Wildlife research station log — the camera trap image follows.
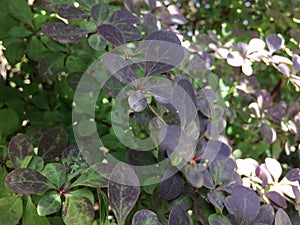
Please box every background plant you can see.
[0,0,299,225]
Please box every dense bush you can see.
[0,0,299,224]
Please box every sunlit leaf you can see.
[37,191,61,216]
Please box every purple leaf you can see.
[292,54,300,73]
[160,169,184,200]
[98,24,125,46]
[230,185,260,225]
[256,90,272,109]
[268,101,286,122]
[141,13,158,33]
[252,204,275,225]
[201,140,231,163]
[116,23,142,41]
[209,158,236,184]
[142,31,183,76]
[207,190,225,212]
[108,163,140,225]
[208,214,232,225]
[266,191,287,208]
[42,22,89,43]
[103,53,137,83]
[260,123,277,144]
[109,10,140,25]
[5,168,54,194]
[91,3,110,25]
[285,168,300,182]
[277,63,290,77]
[266,34,284,54]
[168,206,189,225]
[186,164,205,188]
[8,135,33,168]
[188,52,214,71]
[274,208,292,225]
[256,164,273,187]
[126,149,156,166]
[217,172,242,193]
[128,91,147,112]
[286,101,299,119]
[158,125,195,161]
[38,127,68,162]
[58,6,89,21]
[132,210,161,225]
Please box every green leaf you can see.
[6,0,33,26]
[208,214,232,225]
[132,210,161,225]
[0,167,13,197]
[88,34,106,51]
[62,195,94,225]
[37,190,62,216]
[62,145,89,182]
[9,26,32,38]
[69,188,95,206]
[38,54,65,77]
[0,196,23,225]
[70,163,112,188]
[27,156,44,172]
[5,168,55,194]
[23,196,50,225]
[27,36,49,61]
[43,163,66,188]
[0,108,19,135]
[0,13,19,39]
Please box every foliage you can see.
[0,0,300,225]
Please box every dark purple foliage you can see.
[98,24,125,46]
[57,6,89,21]
[5,168,54,194]
[8,135,33,168]
[42,22,89,43]
[168,206,189,225]
[38,127,68,162]
[91,3,110,25]
[160,170,184,200]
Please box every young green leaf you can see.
[208,214,232,225]
[43,163,66,188]
[37,191,62,216]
